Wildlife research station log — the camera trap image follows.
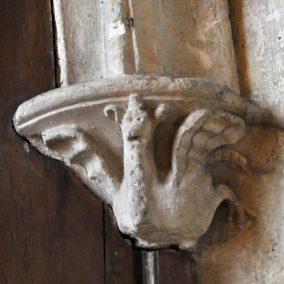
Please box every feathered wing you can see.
[171,109,246,182]
[41,125,119,205]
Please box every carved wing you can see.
[171,109,246,179]
[42,125,119,204]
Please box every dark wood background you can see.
[0,1,193,283]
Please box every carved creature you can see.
[42,94,247,249]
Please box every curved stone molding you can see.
[14,75,266,249]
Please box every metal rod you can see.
[143,251,158,284]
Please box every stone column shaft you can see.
[54,0,239,92]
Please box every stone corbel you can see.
[14,75,267,250]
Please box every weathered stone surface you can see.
[53,0,239,91]
[199,127,284,284]
[195,2,284,283]
[53,0,105,84]
[231,0,284,126]
[13,76,263,249]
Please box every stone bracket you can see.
[14,75,266,249]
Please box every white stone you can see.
[53,0,239,91]
[14,75,266,249]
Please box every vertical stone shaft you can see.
[53,0,239,92]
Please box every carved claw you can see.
[154,104,168,122]
[104,94,144,126]
[104,104,123,123]
[104,96,168,137]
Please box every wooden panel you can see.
[0,1,104,283]
[104,206,144,284]
[157,251,194,283]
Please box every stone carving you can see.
[105,94,247,249]
[14,75,266,249]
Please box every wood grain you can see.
[104,206,144,284]
[157,251,194,284]
[0,1,104,283]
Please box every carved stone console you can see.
[14,75,266,249]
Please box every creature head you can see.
[121,94,151,141]
[104,94,167,143]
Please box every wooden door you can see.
[0,1,194,283]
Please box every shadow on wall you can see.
[197,1,284,283]
[192,122,282,282]
[229,0,252,97]
[199,126,283,284]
